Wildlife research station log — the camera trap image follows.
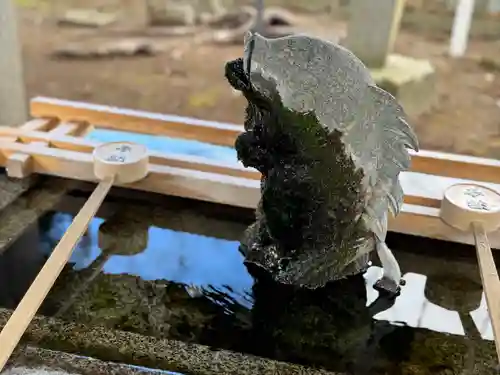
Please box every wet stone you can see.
[3,368,78,375]
[0,174,36,212]
[0,176,74,254]
[0,308,336,375]
[226,33,418,294]
[5,346,185,375]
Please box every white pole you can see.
[449,0,475,58]
[0,0,28,126]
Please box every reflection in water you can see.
[472,294,496,340]
[365,268,482,337]
[1,209,498,373]
[39,213,254,309]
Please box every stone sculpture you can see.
[225,32,419,295]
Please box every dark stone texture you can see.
[0,308,339,375]
[8,346,171,375]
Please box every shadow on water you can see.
[1,190,499,374]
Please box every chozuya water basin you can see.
[0,32,495,375]
[0,178,498,375]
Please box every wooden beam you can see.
[0,139,499,248]
[30,97,244,147]
[15,97,500,249]
[20,118,58,131]
[388,203,488,247]
[6,152,32,179]
[0,126,259,180]
[0,140,260,209]
[410,149,500,184]
[28,97,500,186]
[3,125,500,210]
[6,121,52,178]
[2,125,500,206]
[48,122,83,136]
[6,141,48,179]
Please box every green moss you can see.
[398,330,498,374]
[265,101,367,281]
[43,265,246,346]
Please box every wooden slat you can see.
[388,204,483,246]
[0,140,260,209]
[0,126,259,180]
[29,97,500,186]
[410,149,500,185]
[20,118,58,131]
[3,125,500,209]
[0,139,498,249]
[0,126,453,208]
[30,97,244,147]
[7,152,32,178]
[7,140,48,178]
[48,122,82,136]
[1,125,498,210]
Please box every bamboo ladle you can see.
[440,183,500,364]
[0,141,149,371]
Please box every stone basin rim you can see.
[0,308,339,375]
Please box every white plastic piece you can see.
[93,141,149,184]
[440,183,500,232]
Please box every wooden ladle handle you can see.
[472,222,500,364]
[0,177,114,371]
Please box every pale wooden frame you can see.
[0,96,499,249]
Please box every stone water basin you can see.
[0,172,498,375]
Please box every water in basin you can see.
[0,187,498,375]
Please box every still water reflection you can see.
[40,213,253,309]
[1,203,499,374]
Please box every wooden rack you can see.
[1,96,500,249]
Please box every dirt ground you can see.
[15,0,500,158]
